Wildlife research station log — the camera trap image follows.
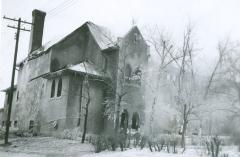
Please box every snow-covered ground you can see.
[83,147,240,157]
[0,136,94,157]
[0,137,239,157]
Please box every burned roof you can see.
[36,22,115,55]
[17,21,117,66]
[16,22,146,67]
[87,22,116,50]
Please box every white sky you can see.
[0,0,240,108]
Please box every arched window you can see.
[125,64,132,78]
[120,109,129,129]
[51,80,55,98]
[131,112,140,130]
[57,78,62,97]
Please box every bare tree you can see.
[81,61,91,143]
[144,26,182,138]
[172,24,202,150]
[205,38,240,118]
[205,39,231,98]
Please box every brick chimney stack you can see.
[28,9,46,54]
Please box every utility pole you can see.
[3,16,32,145]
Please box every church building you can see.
[1,9,149,136]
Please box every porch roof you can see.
[42,62,109,80]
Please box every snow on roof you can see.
[41,35,66,52]
[32,22,116,55]
[67,62,102,77]
[42,61,107,80]
[18,22,116,65]
[87,22,116,50]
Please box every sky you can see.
[0,0,240,108]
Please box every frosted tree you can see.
[172,24,202,150]
[205,38,240,132]
[144,26,182,138]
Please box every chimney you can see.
[29,9,46,53]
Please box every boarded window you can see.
[131,112,140,130]
[120,109,129,129]
[57,78,62,97]
[29,120,34,130]
[51,80,55,98]
[14,121,17,127]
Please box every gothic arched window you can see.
[120,109,129,129]
[57,78,62,97]
[131,112,140,130]
[51,80,55,98]
[125,64,132,78]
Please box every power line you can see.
[47,0,79,19]
[47,0,78,18]
[2,16,32,145]
[39,0,60,11]
[47,0,75,16]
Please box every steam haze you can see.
[1,0,240,108]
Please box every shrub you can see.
[205,136,222,157]
[14,130,33,137]
[133,132,141,147]
[91,135,108,153]
[91,134,121,153]
[140,135,147,149]
[57,128,81,140]
[146,134,180,153]
[170,134,180,153]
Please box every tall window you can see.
[57,78,62,97]
[120,109,129,129]
[131,112,140,130]
[125,64,132,78]
[51,80,55,98]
